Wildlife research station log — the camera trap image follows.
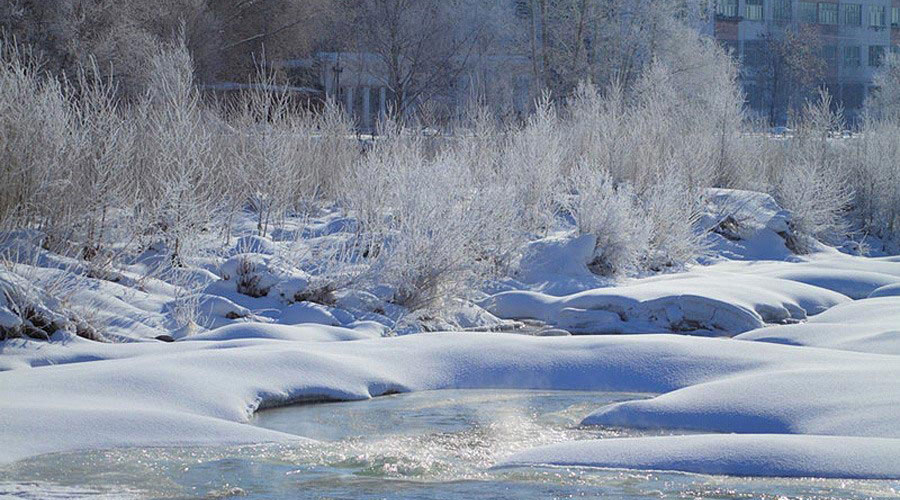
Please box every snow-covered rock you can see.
[499,434,900,479]
[481,272,848,335]
[0,271,94,341]
[513,233,607,295]
[700,189,796,261]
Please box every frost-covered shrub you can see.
[773,91,852,248]
[132,37,223,264]
[567,164,650,276]
[865,53,900,124]
[643,170,708,270]
[847,121,900,245]
[848,57,900,247]
[226,72,315,238]
[774,159,850,249]
[561,28,745,199]
[500,95,567,234]
[0,39,77,234]
[0,38,138,264]
[344,130,486,311]
[307,100,357,199]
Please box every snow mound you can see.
[218,253,310,299]
[277,301,341,326]
[582,359,900,438]
[703,189,792,235]
[230,235,277,256]
[498,434,900,479]
[736,296,900,354]
[869,282,900,298]
[742,268,899,300]
[481,272,848,335]
[183,323,378,342]
[706,253,900,300]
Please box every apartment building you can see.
[691,0,900,122]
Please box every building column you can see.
[345,86,355,121]
[379,87,387,123]
[362,86,371,131]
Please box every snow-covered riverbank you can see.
[3,268,900,478]
[2,190,900,481]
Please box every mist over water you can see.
[1,390,897,499]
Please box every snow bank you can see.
[706,253,900,299]
[481,272,848,335]
[582,358,900,437]
[736,296,900,354]
[498,434,900,479]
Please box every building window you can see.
[869,45,886,66]
[745,0,764,20]
[844,45,861,67]
[514,0,531,19]
[823,45,838,67]
[892,7,900,28]
[716,0,739,18]
[818,3,838,25]
[869,5,886,28]
[842,4,862,26]
[797,2,818,23]
[774,0,792,21]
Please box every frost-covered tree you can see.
[751,26,826,126]
[341,0,491,122]
[865,52,900,124]
[517,0,697,96]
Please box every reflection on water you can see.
[1,390,898,499]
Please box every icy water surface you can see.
[1,390,898,499]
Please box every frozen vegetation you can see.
[3,17,900,497]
